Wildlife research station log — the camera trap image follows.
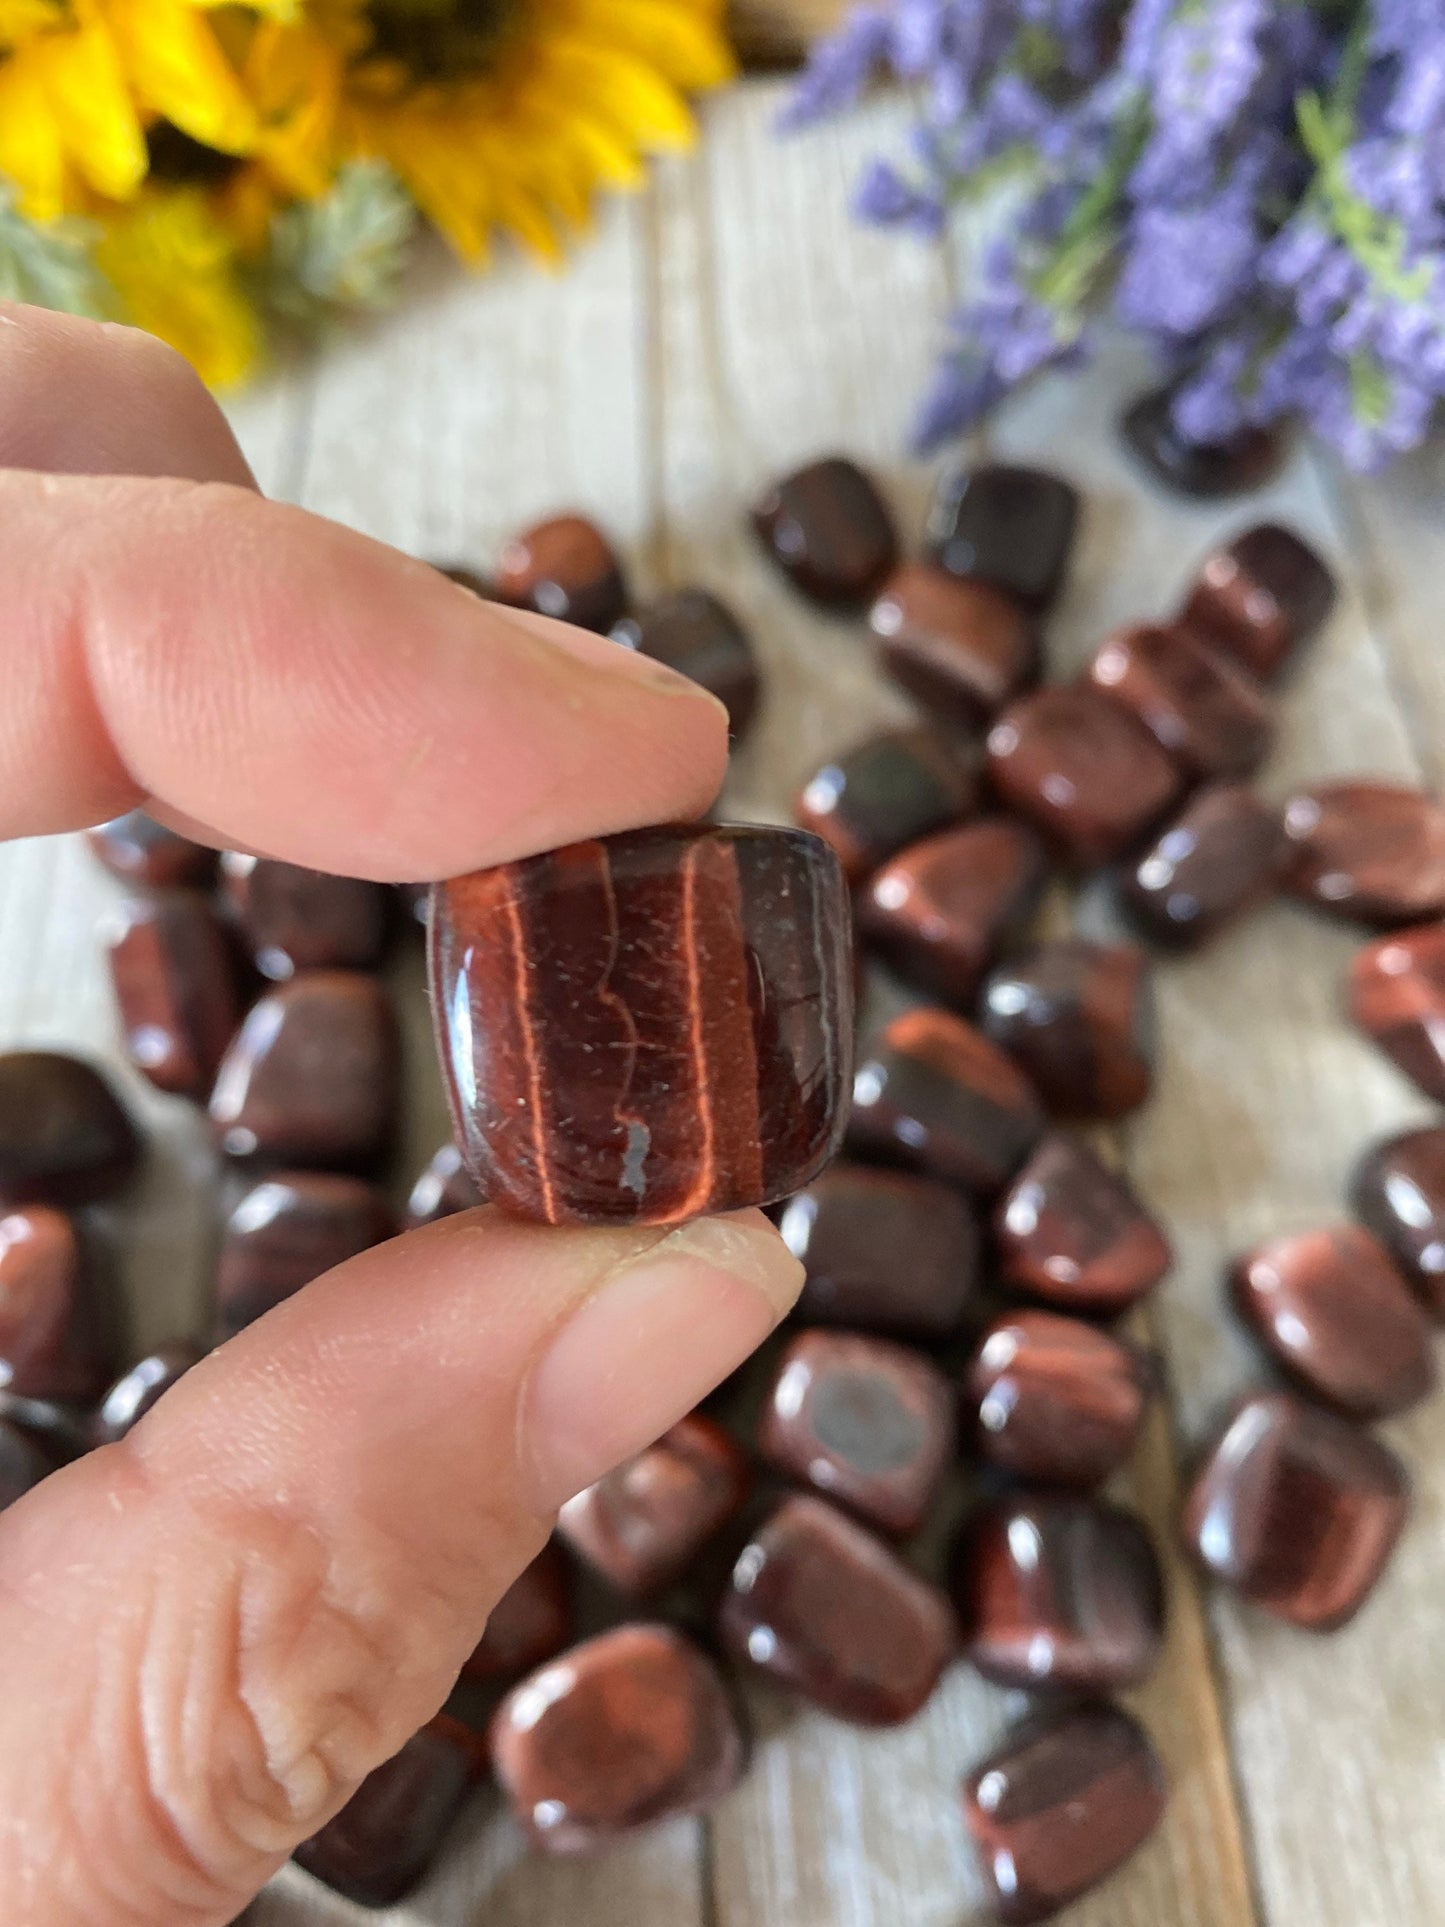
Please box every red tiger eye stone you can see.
[1230,1225,1435,1418]
[611,589,760,742]
[0,1416,52,1511]
[558,1414,751,1597]
[490,1624,745,1854]
[1349,922,1445,1100]
[1179,522,1336,680]
[91,1340,205,1445]
[995,1134,1171,1315]
[461,1542,574,1683]
[981,940,1154,1118]
[962,1700,1167,1923]
[1352,1126,1445,1316]
[758,1330,955,1538]
[430,825,853,1227]
[405,1141,485,1228]
[1283,782,1445,925]
[1183,1391,1409,1630]
[1120,783,1286,947]
[987,686,1182,866]
[964,1309,1151,1486]
[0,1052,139,1207]
[871,561,1036,725]
[1121,384,1281,498]
[859,818,1048,1004]
[106,892,240,1099]
[216,1172,395,1337]
[1089,622,1273,780]
[86,811,214,889]
[926,462,1079,612]
[495,513,627,632]
[720,1494,957,1725]
[0,1205,109,1402]
[795,727,978,883]
[752,456,899,607]
[220,854,389,981]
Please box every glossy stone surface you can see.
[1352,1126,1445,1317]
[494,513,627,632]
[954,1495,1164,1691]
[795,727,978,883]
[405,1141,485,1228]
[216,1172,395,1336]
[720,1494,957,1725]
[1089,623,1273,779]
[860,818,1048,1005]
[964,1310,1151,1486]
[559,1413,751,1596]
[780,1162,980,1338]
[491,1624,745,1853]
[0,1206,109,1402]
[849,1006,1044,1195]
[982,940,1154,1118]
[220,854,389,980]
[1283,782,1445,925]
[106,891,239,1099]
[91,1340,205,1445]
[434,561,497,598]
[461,1542,574,1683]
[209,971,400,1168]
[1179,522,1336,680]
[987,687,1182,867]
[752,456,898,607]
[1350,922,1445,1100]
[759,1330,955,1538]
[612,589,759,741]
[86,811,214,889]
[0,1416,51,1511]
[926,462,1079,611]
[1120,784,1286,947]
[962,1701,1167,1923]
[0,1051,139,1207]
[294,1714,487,1905]
[995,1134,1172,1315]
[1183,1391,1409,1630]
[1231,1225,1435,1418]
[1121,385,1281,499]
[871,562,1036,725]
[430,825,853,1227]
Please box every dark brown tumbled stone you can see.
[720,1493,957,1725]
[795,727,978,883]
[1352,1126,1445,1317]
[491,1624,745,1853]
[752,456,898,607]
[1120,784,1286,947]
[962,1700,1167,1923]
[1183,1390,1409,1630]
[430,825,853,1227]
[91,1340,205,1445]
[779,1162,980,1338]
[995,1134,1172,1315]
[871,562,1036,725]
[1283,782,1445,925]
[849,1006,1044,1195]
[964,1309,1151,1486]
[859,817,1048,1004]
[0,1052,139,1207]
[1350,922,1445,1100]
[220,854,389,980]
[982,940,1154,1118]
[85,811,214,889]
[1230,1225,1435,1418]
[0,1416,51,1511]
[0,1205,109,1403]
[106,891,240,1099]
[209,971,400,1169]
[1121,385,1281,499]
[494,513,627,632]
[926,462,1079,612]
[612,590,759,741]
[215,1172,395,1336]
[461,1542,574,1683]
[405,1142,485,1228]
[1179,522,1336,680]
[1089,622,1273,780]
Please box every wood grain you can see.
[730,0,848,64]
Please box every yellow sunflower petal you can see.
[30,15,147,204]
[105,0,258,156]
[0,59,66,222]
[242,16,342,198]
[341,97,494,262]
[536,36,699,151]
[552,0,736,91]
[95,187,259,386]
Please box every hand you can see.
[0,306,804,1926]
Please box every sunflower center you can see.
[363,0,523,80]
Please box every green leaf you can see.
[0,186,108,320]
[259,162,418,334]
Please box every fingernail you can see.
[519,1213,802,1514]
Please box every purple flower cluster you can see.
[786,0,1445,470]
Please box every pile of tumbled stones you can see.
[2,458,1443,1922]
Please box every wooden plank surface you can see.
[1,76,1442,1927]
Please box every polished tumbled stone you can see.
[720,1493,957,1725]
[871,562,1036,725]
[954,1494,1165,1691]
[1179,522,1336,680]
[86,811,214,889]
[964,1310,1151,1486]
[1121,385,1281,499]
[1349,922,1445,1101]
[1283,782,1445,925]
[106,891,240,1099]
[0,1205,109,1403]
[405,1141,485,1228]
[495,513,627,632]
[759,1330,955,1538]
[220,854,389,980]
[1352,1126,1445,1317]
[926,462,1079,611]
[987,687,1182,867]
[752,456,899,607]
[216,1172,395,1336]
[1182,1390,1409,1629]
[0,1052,139,1207]
[962,1700,1167,1923]
[849,1006,1044,1195]
[491,1624,745,1853]
[558,1414,751,1597]
[461,1542,574,1683]
[1231,1225,1435,1418]
[1120,784,1286,948]
[779,1162,980,1338]
[431,825,853,1226]
[795,727,978,883]
[982,939,1154,1118]
[995,1134,1172,1315]
[209,971,400,1168]
[91,1340,205,1445]
[612,590,759,742]
[859,817,1048,1004]
[1089,622,1273,780]
[0,1416,51,1511]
